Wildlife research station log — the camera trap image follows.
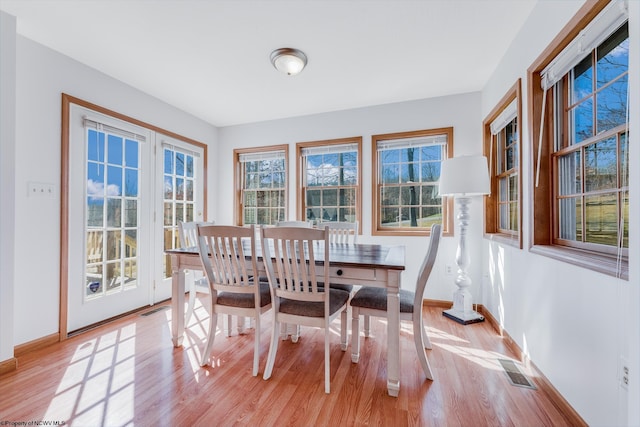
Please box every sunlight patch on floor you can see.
[434,341,519,372]
[167,298,236,376]
[427,326,470,343]
[43,324,137,425]
[368,318,470,345]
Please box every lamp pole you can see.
[443,195,484,324]
[438,155,489,325]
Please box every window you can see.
[529,0,629,278]
[85,119,143,298]
[296,137,362,226]
[234,145,288,225]
[372,128,453,236]
[162,141,203,278]
[483,80,523,248]
[163,146,197,228]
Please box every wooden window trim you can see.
[527,0,628,280]
[295,137,362,230]
[371,127,454,237]
[233,144,289,226]
[483,79,523,249]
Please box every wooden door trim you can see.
[60,93,208,339]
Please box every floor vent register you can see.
[140,306,170,317]
[498,359,536,390]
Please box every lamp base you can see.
[443,308,485,325]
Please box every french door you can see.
[155,137,205,301]
[66,102,204,332]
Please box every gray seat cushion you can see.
[315,281,354,293]
[216,282,271,308]
[279,289,350,317]
[350,287,415,313]
[328,283,353,292]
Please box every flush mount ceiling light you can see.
[270,48,307,76]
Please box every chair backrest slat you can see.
[197,224,256,294]
[262,226,328,302]
[179,220,215,248]
[322,221,358,244]
[414,224,442,307]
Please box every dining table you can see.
[166,240,406,397]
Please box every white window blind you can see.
[489,99,518,183]
[301,143,358,156]
[377,135,447,151]
[161,140,201,158]
[238,150,285,163]
[83,116,146,142]
[537,0,628,186]
[490,99,517,135]
[540,0,628,90]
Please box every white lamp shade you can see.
[439,155,490,196]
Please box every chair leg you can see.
[291,324,300,343]
[200,313,218,367]
[351,307,360,363]
[252,313,260,376]
[340,309,347,351]
[222,315,231,337]
[278,323,300,342]
[422,322,433,350]
[280,322,288,340]
[412,312,433,380]
[238,316,246,335]
[364,314,371,337]
[185,282,197,326]
[324,326,330,394]
[263,319,280,380]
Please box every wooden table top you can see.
[166,241,405,271]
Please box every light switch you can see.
[28,182,55,198]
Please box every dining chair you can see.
[320,221,358,326]
[196,224,272,375]
[322,220,358,244]
[350,223,441,380]
[274,220,354,339]
[275,219,312,342]
[178,221,215,326]
[261,226,350,393]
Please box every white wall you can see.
[481,0,639,425]
[217,92,483,302]
[12,35,218,345]
[0,10,17,363]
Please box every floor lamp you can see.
[438,155,490,325]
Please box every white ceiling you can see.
[0,0,537,127]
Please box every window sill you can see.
[529,244,628,281]
[373,228,452,237]
[484,232,522,249]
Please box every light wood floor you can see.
[1,298,581,426]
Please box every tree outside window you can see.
[297,137,361,227]
[372,128,453,236]
[234,145,288,226]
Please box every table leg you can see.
[387,271,401,397]
[171,255,185,347]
